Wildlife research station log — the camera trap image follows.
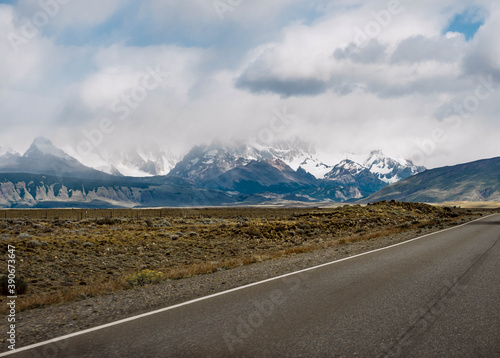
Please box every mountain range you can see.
[164,142,426,201]
[4,137,496,208]
[0,137,427,208]
[67,144,179,177]
[362,157,500,203]
[166,141,424,182]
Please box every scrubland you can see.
[0,202,495,313]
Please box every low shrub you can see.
[125,269,164,287]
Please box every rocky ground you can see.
[0,202,497,351]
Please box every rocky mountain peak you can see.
[24,137,72,160]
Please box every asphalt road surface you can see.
[4,214,500,358]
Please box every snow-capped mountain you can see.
[66,144,179,177]
[165,141,426,202]
[324,159,387,197]
[0,137,114,180]
[105,146,179,177]
[363,150,426,184]
[0,145,17,157]
[88,138,334,180]
[168,141,425,186]
[325,159,365,183]
[0,137,428,206]
[168,143,251,183]
[324,151,426,184]
[168,139,337,183]
[24,137,75,160]
[60,135,425,183]
[249,139,335,179]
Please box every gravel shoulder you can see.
[1,214,485,351]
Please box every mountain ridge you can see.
[60,137,424,182]
[0,137,429,208]
[361,156,500,203]
[0,137,115,180]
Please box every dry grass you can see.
[435,201,500,209]
[0,202,495,313]
[17,278,129,311]
[346,227,405,243]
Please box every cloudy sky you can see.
[0,0,499,168]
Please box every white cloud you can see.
[79,45,203,109]
[234,1,475,98]
[0,0,499,170]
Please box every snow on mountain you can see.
[249,140,423,182]
[324,159,365,182]
[247,142,426,184]
[0,145,20,167]
[0,145,17,157]
[24,137,74,161]
[168,143,250,183]
[168,139,426,189]
[250,138,336,179]
[0,137,117,180]
[296,158,333,179]
[363,156,500,203]
[8,137,425,191]
[107,146,179,177]
[66,144,179,177]
[0,137,429,206]
[323,159,387,197]
[322,150,426,185]
[168,139,320,183]
[363,150,426,184]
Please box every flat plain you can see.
[0,202,497,315]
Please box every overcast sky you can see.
[1,0,499,168]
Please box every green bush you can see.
[125,269,164,287]
[0,275,28,296]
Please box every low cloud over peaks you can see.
[1,0,499,169]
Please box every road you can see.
[4,214,500,357]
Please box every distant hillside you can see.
[0,173,248,208]
[202,159,317,194]
[363,157,500,203]
[0,137,116,180]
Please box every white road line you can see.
[1,213,498,356]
